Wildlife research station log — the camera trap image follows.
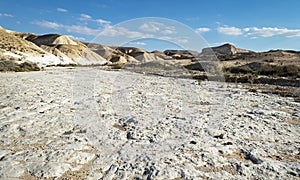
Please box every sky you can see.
[0,0,300,52]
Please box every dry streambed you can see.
[0,67,299,179]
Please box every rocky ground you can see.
[0,67,299,179]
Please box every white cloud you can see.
[216,25,300,38]
[65,25,101,35]
[79,13,111,26]
[217,26,243,36]
[246,27,300,38]
[128,41,146,46]
[32,20,101,35]
[0,13,13,18]
[175,38,189,44]
[159,36,189,44]
[95,19,111,25]
[67,35,86,41]
[57,8,68,13]
[243,28,250,32]
[32,20,62,29]
[33,20,153,39]
[79,14,92,20]
[162,26,176,35]
[139,22,161,32]
[195,27,211,33]
[139,22,176,34]
[159,36,172,41]
[100,26,153,38]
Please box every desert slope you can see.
[0,27,108,68]
[0,27,63,67]
[27,34,107,65]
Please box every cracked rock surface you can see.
[0,67,299,179]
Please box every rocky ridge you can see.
[202,43,252,55]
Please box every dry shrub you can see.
[0,60,40,72]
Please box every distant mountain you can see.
[202,43,253,55]
[0,26,299,73]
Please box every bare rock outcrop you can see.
[87,44,137,64]
[164,49,200,59]
[28,34,107,65]
[0,67,299,179]
[0,27,105,67]
[116,46,169,62]
[29,34,79,46]
[202,43,252,55]
[0,27,63,67]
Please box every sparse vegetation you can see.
[225,62,300,78]
[0,60,40,72]
[110,63,125,69]
[218,54,237,61]
[264,59,274,63]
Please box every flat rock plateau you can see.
[0,67,299,179]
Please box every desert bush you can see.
[226,65,253,74]
[258,64,299,77]
[0,60,40,72]
[277,65,299,77]
[184,62,205,71]
[257,64,277,75]
[110,63,125,69]
[264,59,274,62]
[225,62,299,78]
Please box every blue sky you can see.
[0,0,300,52]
